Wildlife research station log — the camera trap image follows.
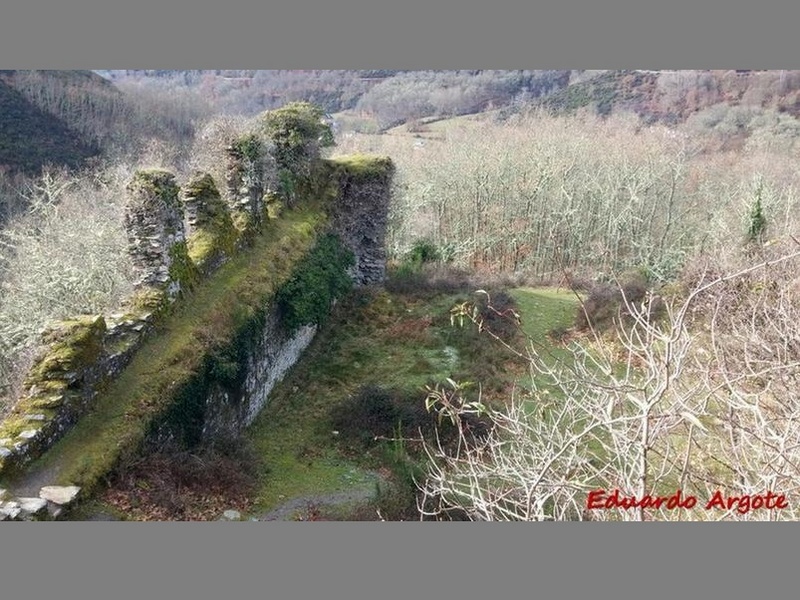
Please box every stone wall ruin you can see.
[0,132,394,519]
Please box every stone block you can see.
[19,497,48,518]
[40,485,81,505]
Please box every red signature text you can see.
[586,488,788,514]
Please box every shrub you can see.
[747,178,768,245]
[107,435,260,520]
[575,270,659,332]
[330,383,489,454]
[329,384,405,447]
[471,289,521,341]
[406,239,440,266]
[262,102,335,161]
[384,263,472,297]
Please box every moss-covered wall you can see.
[0,316,105,475]
[0,104,394,519]
[182,171,239,274]
[125,169,197,300]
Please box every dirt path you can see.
[4,459,66,499]
[256,486,378,521]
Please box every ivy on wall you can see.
[275,233,355,332]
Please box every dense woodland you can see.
[1,70,799,520]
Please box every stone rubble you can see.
[40,485,81,505]
[0,485,80,521]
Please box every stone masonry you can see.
[124,169,188,300]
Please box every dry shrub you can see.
[330,383,489,455]
[384,263,473,297]
[471,289,522,342]
[417,238,800,521]
[574,270,657,332]
[104,437,260,521]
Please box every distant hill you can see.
[94,70,572,129]
[99,70,800,133]
[536,70,800,123]
[94,70,404,116]
[1,70,211,177]
[6,69,800,177]
[0,71,103,175]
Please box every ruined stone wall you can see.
[125,170,195,300]
[328,156,395,285]
[151,315,319,446]
[143,158,395,447]
[0,136,393,520]
[0,171,199,481]
[224,135,273,235]
[182,171,238,275]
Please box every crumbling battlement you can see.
[125,169,192,299]
[0,109,394,518]
[327,155,395,285]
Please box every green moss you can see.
[231,210,253,235]
[186,221,238,270]
[327,154,395,182]
[275,233,355,332]
[127,169,181,212]
[126,287,169,315]
[184,172,240,269]
[23,316,106,388]
[26,379,69,394]
[229,133,265,165]
[265,191,285,219]
[168,241,200,293]
[0,416,29,439]
[261,102,334,162]
[29,393,69,410]
[187,230,216,265]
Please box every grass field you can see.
[243,283,578,519]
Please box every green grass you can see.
[0,205,328,495]
[245,288,459,512]
[509,288,578,341]
[506,287,580,394]
[327,154,394,181]
[245,285,579,515]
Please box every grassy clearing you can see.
[509,288,579,351]
[245,287,456,513]
[244,283,578,518]
[0,205,327,495]
[506,288,581,397]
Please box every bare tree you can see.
[418,238,800,521]
[0,165,135,414]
